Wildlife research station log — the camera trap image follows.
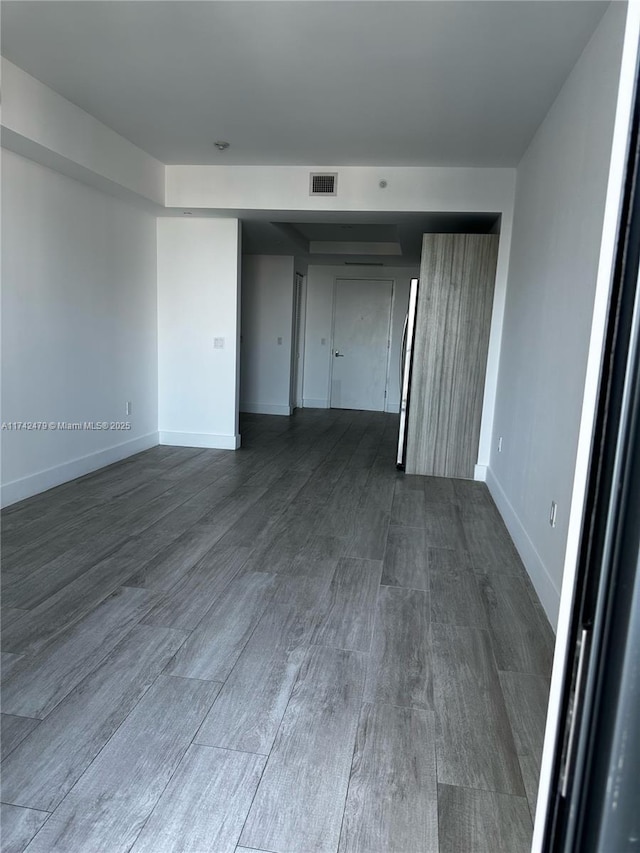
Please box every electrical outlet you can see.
[277,337,283,345]
[126,401,131,416]
[214,337,225,349]
[321,337,326,346]
[498,436,503,453]
[549,501,558,528]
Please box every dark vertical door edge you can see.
[545,53,640,853]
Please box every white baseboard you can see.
[0,431,159,508]
[474,464,488,482]
[485,467,560,631]
[302,398,329,409]
[385,402,400,414]
[240,403,292,416]
[159,431,240,450]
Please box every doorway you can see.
[330,278,393,411]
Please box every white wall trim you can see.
[486,466,561,630]
[302,398,330,409]
[474,464,488,482]
[158,431,240,450]
[0,431,159,508]
[240,403,292,416]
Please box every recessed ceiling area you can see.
[1,1,608,167]
[241,212,500,266]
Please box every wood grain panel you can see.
[338,703,438,853]
[1,804,49,853]
[129,745,265,853]
[499,671,551,814]
[406,234,498,478]
[438,784,532,853]
[24,676,221,853]
[1,624,186,812]
[1,714,40,762]
[239,645,366,853]
[431,623,524,795]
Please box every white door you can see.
[331,278,393,411]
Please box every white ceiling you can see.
[2,1,608,167]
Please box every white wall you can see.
[166,163,514,215]
[1,150,159,506]
[302,265,418,411]
[488,3,627,628]
[157,218,241,448]
[240,255,295,415]
[1,59,165,206]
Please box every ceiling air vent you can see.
[310,173,338,196]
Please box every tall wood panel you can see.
[405,234,498,479]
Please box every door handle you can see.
[335,350,345,357]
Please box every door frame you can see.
[291,272,306,410]
[328,276,395,412]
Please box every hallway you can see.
[1,409,554,852]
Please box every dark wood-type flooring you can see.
[1,410,554,852]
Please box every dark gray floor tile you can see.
[313,557,382,652]
[195,596,318,754]
[339,703,438,853]
[126,516,232,590]
[2,587,154,718]
[240,499,319,575]
[130,745,265,853]
[314,474,368,538]
[421,475,457,505]
[236,849,271,853]
[1,531,124,611]
[393,474,427,493]
[430,565,487,627]
[1,714,40,762]
[1,536,168,656]
[0,804,49,853]
[1,624,186,811]
[478,573,555,676]
[166,572,278,680]
[239,645,366,853]
[431,623,524,795]
[382,527,468,590]
[438,784,532,853]
[500,671,550,814]
[141,544,252,631]
[1,652,24,680]
[459,504,523,571]
[283,534,346,580]
[345,508,390,560]
[392,494,466,550]
[390,489,429,527]
[364,585,432,710]
[24,676,221,853]
[0,608,30,629]
[359,465,398,512]
[452,476,494,509]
